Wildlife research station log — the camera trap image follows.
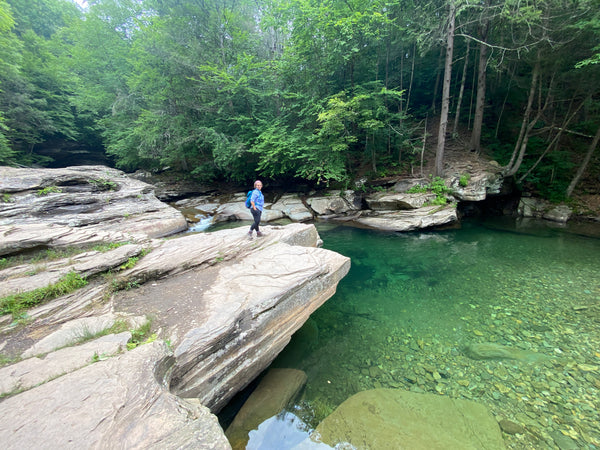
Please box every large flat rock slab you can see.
[0,341,230,449]
[113,224,350,413]
[312,389,506,449]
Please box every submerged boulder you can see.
[311,389,506,449]
[463,342,551,363]
[225,368,308,450]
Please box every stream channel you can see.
[217,217,600,449]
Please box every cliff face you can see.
[0,166,350,448]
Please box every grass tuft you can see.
[0,271,88,316]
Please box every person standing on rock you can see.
[248,180,264,238]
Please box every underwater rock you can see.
[225,368,307,450]
[310,389,506,449]
[498,419,526,435]
[463,342,550,363]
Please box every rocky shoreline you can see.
[0,164,596,448]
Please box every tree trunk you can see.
[566,124,600,198]
[495,64,515,138]
[505,54,540,174]
[506,67,556,177]
[470,5,490,153]
[435,1,456,177]
[406,43,416,112]
[518,98,586,183]
[431,46,444,114]
[452,39,470,136]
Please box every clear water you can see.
[230,218,600,448]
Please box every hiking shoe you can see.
[256,231,264,237]
[247,231,253,238]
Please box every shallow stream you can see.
[222,218,600,449]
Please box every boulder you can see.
[311,389,506,449]
[450,171,504,201]
[214,193,285,223]
[161,228,350,411]
[518,197,572,223]
[271,194,314,222]
[225,368,308,449]
[0,165,188,240]
[306,191,361,216]
[354,205,458,231]
[365,192,437,210]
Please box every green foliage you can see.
[119,256,139,271]
[36,185,62,196]
[89,178,117,191]
[459,174,471,187]
[0,0,597,200]
[0,271,87,316]
[408,176,451,205]
[407,184,428,194]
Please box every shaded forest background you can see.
[0,0,599,201]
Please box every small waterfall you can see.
[187,213,214,232]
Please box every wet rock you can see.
[311,389,506,449]
[225,368,307,450]
[463,342,550,363]
[498,419,526,435]
[550,431,580,450]
[518,197,572,223]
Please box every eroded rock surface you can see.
[355,205,458,231]
[0,218,348,448]
[0,165,187,241]
[0,341,231,450]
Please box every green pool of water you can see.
[227,218,600,449]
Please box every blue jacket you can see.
[251,189,264,211]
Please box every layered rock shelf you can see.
[0,166,351,447]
